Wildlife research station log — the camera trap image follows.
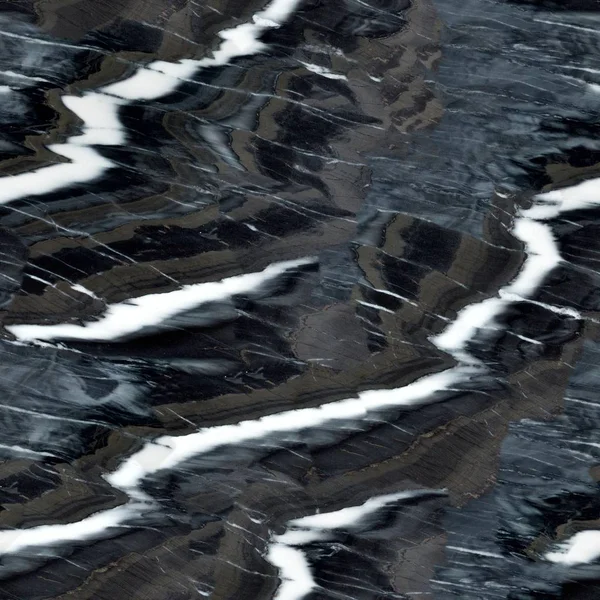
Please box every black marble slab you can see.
[0,0,599,599]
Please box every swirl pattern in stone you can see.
[0,0,600,598]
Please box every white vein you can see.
[267,490,444,600]
[546,530,600,565]
[7,257,315,342]
[0,1,597,591]
[1,180,593,561]
[0,0,302,206]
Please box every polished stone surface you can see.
[0,0,599,598]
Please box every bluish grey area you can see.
[435,340,600,598]
[365,0,600,238]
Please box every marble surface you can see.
[0,0,599,598]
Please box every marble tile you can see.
[0,0,599,598]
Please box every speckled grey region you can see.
[0,0,599,599]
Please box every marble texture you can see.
[0,0,599,598]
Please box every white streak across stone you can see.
[0,505,135,556]
[267,490,445,600]
[106,369,463,492]
[431,201,567,364]
[0,93,121,206]
[1,182,593,559]
[3,0,306,339]
[267,543,316,600]
[6,257,316,342]
[0,0,597,583]
[546,530,600,565]
[0,368,461,555]
[299,62,348,80]
[103,0,303,100]
[61,94,125,146]
[0,0,301,205]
